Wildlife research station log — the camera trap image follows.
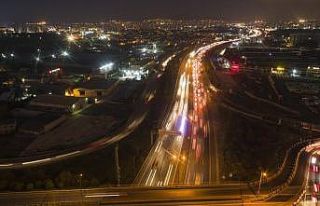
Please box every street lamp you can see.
[172,154,186,185]
[181,155,186,162]
[257,171,267,194]
[61,51,70,57]
[79,173,84,205]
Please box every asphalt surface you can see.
[0,34,314,206]
[134,41,232,187]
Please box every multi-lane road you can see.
[0,37,317,205]
[134,41,235,187]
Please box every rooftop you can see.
[30,94,82,107]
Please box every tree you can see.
[0,180,8,190]
[44,179,55,190]
[34,180,43,189]
[26,183,34,191]
[55,170,73,188]
[11,182,24,191]
[89,178,99,187]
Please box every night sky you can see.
[1,0,320,23]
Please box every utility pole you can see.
[257,171,267,194]
[115,144,121,186]
[79,173,84,205]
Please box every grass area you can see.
[218,105,302,181]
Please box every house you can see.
[65,79,117,98]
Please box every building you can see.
[290,31,320,48]
[65,79,117,98]
[29,94,87,113]
[0,27,15,34]
[307,66,320,78]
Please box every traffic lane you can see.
[136,70,189,186]
[265,151,310,204]
[100,201,291,206]
[141,109,188,186]
[153,73,189,186]
[0,184,260,205]
[0,190,101,206]
[100,187,258,205]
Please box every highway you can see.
[0,184,266,206]
[294,143,320,205]
[0,60,316,206]
[0,32,316,205]
[134,41,236,187]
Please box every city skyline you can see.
[1,0,320,23]
[0,1,320,205]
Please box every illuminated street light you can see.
[141,48,147,53]
[99,34,110,40]
[99,62,114,72]
[298,19,306,24]
[67,35,75,42]
[35,57,41,62]
[51,54,57,59]
[152,43,158,54]
[79,173,84,205]
[172,154,177,161]
[181,155,186,162]
[257,171,267,194]
[61,51,70,57]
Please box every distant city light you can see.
[298,19,306,24]
[292,69,299,77]
[67,35,76,42]
[51,54,57,59]
[152,43,158,54]
[219,49,226,56]
[162,54,176,68]
[35,57,41,62]
[49,68,61,74]
[121,68,148,81]
[61,51,70,56]
[99,62,114,72]
[99,34,110,40]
